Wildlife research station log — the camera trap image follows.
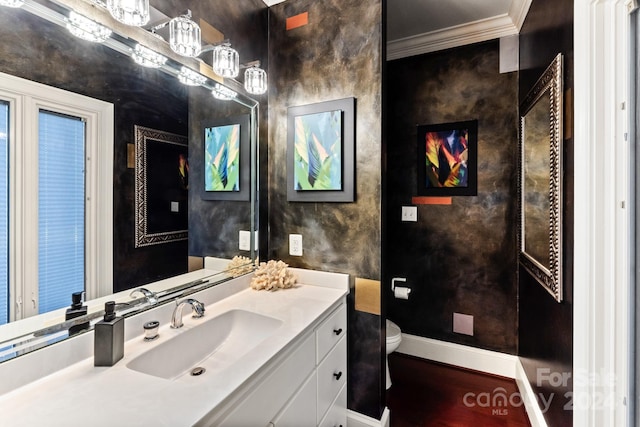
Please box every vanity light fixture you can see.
[169,11,201,57]
[131,44,167,68]
[244,64,267,95]
[106,0,149,26]
[212,43,239,78]
[211,83,237,101]
[177,66,206,86]
[0,0,24,8]
[66,11,112,43]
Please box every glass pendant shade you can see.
[132,44,167,68]
[244,66,267,95]
[66,12,112,43]
[107,0,149,26]
[178,67,206,86]
[169,15,201,57]
[212,45,239,78]
[0,0,24,8]
[211,83,237,101]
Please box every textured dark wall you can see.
[267,0,384,418]
[169,0,269,262]
[188,91,252,259]
[385,41,519,353]
[0,8,189,293]
[518,0,574,425]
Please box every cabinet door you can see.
[213,334,315,426]
[318,383,347,427]
[272,373,317,427]
[317,336,347,424]
[316,304,347,363]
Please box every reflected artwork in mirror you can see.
[519,53,563,302]
[0,0,260,361]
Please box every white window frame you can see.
[0,71,113,320]
[574,0,632,425]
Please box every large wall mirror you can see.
[519,53,563,302]
[0,0,260,360]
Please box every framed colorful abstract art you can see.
[416,119,478,197]
[287,97,356,202]
[200,114,250,201]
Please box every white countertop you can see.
[0,270,349,427]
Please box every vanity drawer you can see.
[317,336,347,424]
[318,383,347,427]
[316,303,346,363]
[215,333,315,427]
[271,372,317,427]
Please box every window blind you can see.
[38,110,85,314]
[0,102,8,325]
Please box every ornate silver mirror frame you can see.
[134,126,189,247]
[519,53,564,302]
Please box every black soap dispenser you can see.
[66,291,89,335]
[94,301,124,367]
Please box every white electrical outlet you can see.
[239,230,251,251]
[170,201,179,213]
[401,206,417,222]
[289,234,303,256]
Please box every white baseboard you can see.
[347,407,390,427]
[396,333,548,427]
[514,359,549,427]
[397,333,518,378]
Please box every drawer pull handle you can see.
[333,371,343,380]
[333,328,343,335]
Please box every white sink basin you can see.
[127,309,283,380]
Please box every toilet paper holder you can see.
[391,277,411,299]
[391,277,406,292]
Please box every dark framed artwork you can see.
[287,97,356,202]
[134,125,189,248]
[416,119,478,196]
[200,114,250,201]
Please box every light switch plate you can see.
[170,201,179,213]
[239,230,251,251]
[453,312,474,336]
[289,234,303,256]
[401,206,417,222]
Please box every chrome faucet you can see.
[170,298,205,328]
[129,287,158,306]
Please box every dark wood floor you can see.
[387,353,531,427]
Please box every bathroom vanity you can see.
[0,268,349,427]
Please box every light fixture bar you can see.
[0,0,24,8]
[66,11,112,42]
[244,65,267,95]
[131,44,167,68]
[107,0,149,27]
[212,43,239,78]
[211,83,237,100]
[178,66,206,86]
[169,11,201,57]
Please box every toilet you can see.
[385,319,402,389]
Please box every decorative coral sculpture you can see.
[250,260,297,291]
[226,255,257,277]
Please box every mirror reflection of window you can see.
[0,101,7,325]
[38,110,86,314]
[0,72,113,324]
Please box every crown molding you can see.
[510,0,533,30]
[387,0,532,61]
